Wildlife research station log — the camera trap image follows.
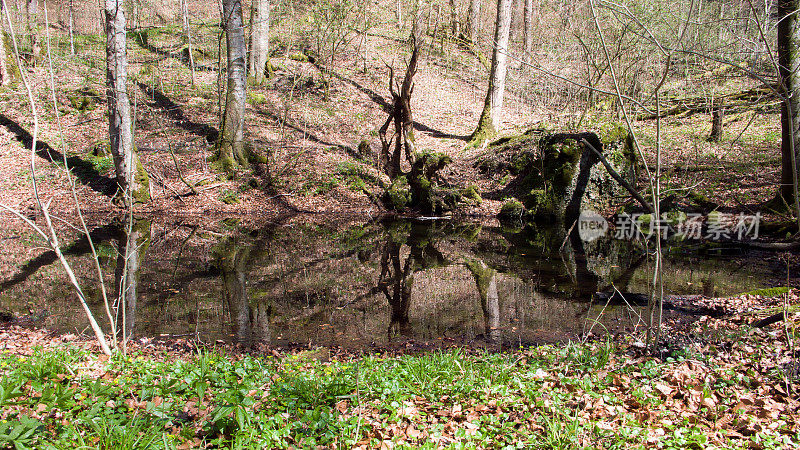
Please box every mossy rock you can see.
[358,139,372,158]
[461,185,482,204]
[498,199,525,222]
[487,129,636,223]
[385,176,411,210]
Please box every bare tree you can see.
[469,0,512,145]
[379,41,419,179]
[778,0,800,208]
[217,0,249,171]
[105,0,150,204]
[466,0,480,42]
[249,0,270,84]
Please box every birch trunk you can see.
[248,0,269,84]
[218,0,248,171]
[105,0,150,204]
[449,0,459,37]
[469,0,512,144]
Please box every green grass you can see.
[0,342,796,448]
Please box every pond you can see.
[0,215,790,350]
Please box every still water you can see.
[0,216,784,349]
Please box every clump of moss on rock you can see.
[479,127,636,223]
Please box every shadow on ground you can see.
[0,114,116,196]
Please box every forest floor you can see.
[1,290,799,448]
[0,16,788,227]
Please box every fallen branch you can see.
[168,144,198,195]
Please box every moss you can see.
[498,199,525,221]
[357,140,371,158]
[598,122,628,145]
[467,109,496,149]
[131,157,151,204]
[386,176,411,210]
[288,52,309,62]
[131,30,149,47]
[662,210,687,226]
[218,189,240,204]
[465,259,496,300]
[461,185,482,204]
[742,287,789,297]
[3,33,19,84]
[247,92,267,105]
[525,188,554,215]
[67,88,101,112]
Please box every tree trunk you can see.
[778,0,800,207]
[180,0,196,81]
[0,3,8,86]
[216,241,253,346]
[708,105,723,142]
[217,0,248,172]
[68,0,75,56]
[105,0,150,204]
[248,0,269,84]
[469,0,512,145]
[396,0,402,28]
[449,0,459,37]
[466,0,481,42]
[523,0,533,57]
[26,0,39,60]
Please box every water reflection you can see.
[0,216,778,349]
[213,235,271,346]
[115,218,151,340]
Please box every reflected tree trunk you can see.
[214,237,271,346]
[378,240,414,339]
[466,259,500,344]
[114,219,151,342]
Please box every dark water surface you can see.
[0,216,788,349]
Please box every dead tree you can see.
[379,40,420,179]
